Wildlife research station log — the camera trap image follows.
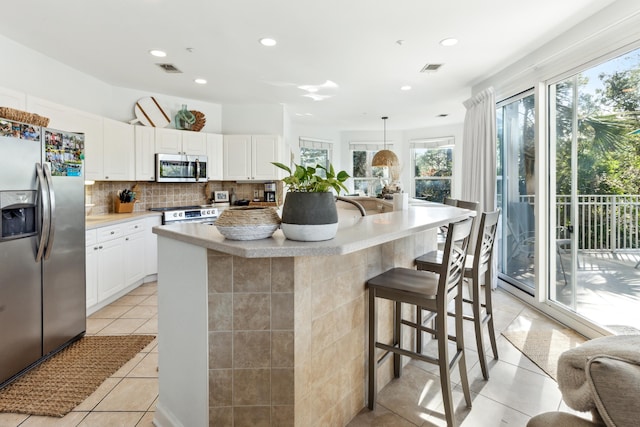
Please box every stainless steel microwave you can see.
[156,153,208,182]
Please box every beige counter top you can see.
[153,204,471,258]
[85,211,162,229]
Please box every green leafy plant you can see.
[272,162,350,194]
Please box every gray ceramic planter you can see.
[280,192,338,241]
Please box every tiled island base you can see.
[156,229,436,427]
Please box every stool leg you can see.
[472,273,489,380]
[456,290,472,409]
[368,288,377,410]
[436,303,455,427]
[394,301,402,378]
[484,269,498,360]
[416,305,422,354]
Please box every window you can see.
[410,138,454,202]
[299,138,332,174]
[350,142,393,196]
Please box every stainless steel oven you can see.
[156,153,207,182]
[150,205,219,225]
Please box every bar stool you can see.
[367,217,474,427]
[415,210,500,380]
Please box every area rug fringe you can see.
[0,335,155,417]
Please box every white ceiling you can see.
[0,0,616,130]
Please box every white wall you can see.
[221,104,284,135]
[0,33,224,133]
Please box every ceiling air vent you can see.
[156,63,183,73]
[420,63,443,73]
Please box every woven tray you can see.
[0,107,50,127]
[214,207,281,240]
[189,110,206,132]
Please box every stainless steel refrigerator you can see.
[0,120,86,387]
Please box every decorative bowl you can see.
[214,207,281,240]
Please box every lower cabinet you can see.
[86,217,159,312]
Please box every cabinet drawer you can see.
[97,224,123,242]
[85,229,97,247]
[125,219,146,234]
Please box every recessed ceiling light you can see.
[259,38,277,47]
[194,78,207,85]
[149,49,167,57]
[439,38,458,47]
[400,85,412,91]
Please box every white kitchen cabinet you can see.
[72,112,104,181]
[85,230,98,309]
[0,87,26,109]
[155,127,207,155]
[135,125,156,181]
[145,216,162,276]
[124,221,146,285]
[223,134,281,181]
[206,133,223,180]
[103,118,135,181]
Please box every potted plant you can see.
[272,162,349,241]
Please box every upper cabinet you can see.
[223,135,281,181]
[206,133,223,181]
[155,127,207,155]
[102,118,135,181]
[135,126,155,181]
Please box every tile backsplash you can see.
[86,181,283,215]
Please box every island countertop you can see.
[152,203,472,258]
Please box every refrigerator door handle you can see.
[35,163,50,263]
[43,163,56,260]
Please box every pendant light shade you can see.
[372,116,399,167]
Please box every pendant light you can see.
[371,116,399,167]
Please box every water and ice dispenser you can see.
[0,191,37,241]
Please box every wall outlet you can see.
[254,190,259,199]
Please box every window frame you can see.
[349,141,395,196]
[409,137,455,202]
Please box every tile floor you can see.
[0,281,158,427]
[0,281,592,427]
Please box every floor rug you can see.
[502,327,586,381]
[0,335,155,417]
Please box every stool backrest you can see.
[443,197,458,206]
[441,217,474,294]
[472,210,500,275]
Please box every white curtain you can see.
[461,87,497,287]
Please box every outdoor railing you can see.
[519,195,640,252]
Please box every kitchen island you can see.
[152,203,472,427]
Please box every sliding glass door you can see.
[496,90,536,293]
[548,47,640,331]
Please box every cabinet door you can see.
[97,238,125,301]
[155,127,182,154]
[182,131,208,155]
[135,126,156,181]
[0,87,26,109]
[86,244,98,308]
[223,135,252,180]
[103,118,135,181]
[252,135,280,180]
[206,133,223,180]
[71,111,104,181]
[124,231,146,285]
[145,216,162,276]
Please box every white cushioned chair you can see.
[527,335,640,427]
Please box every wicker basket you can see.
[189,110,206,132]
[0,107,50,127]
[214,207,281,240]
